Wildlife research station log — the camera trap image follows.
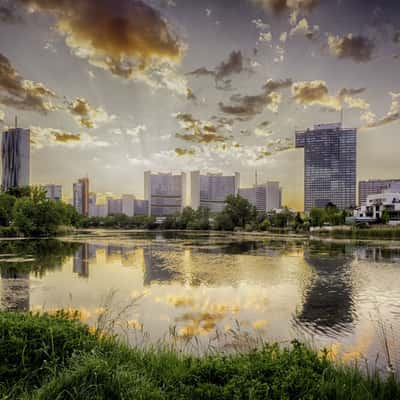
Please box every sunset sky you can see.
[0,0,399,209]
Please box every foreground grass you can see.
[0,312,399,399]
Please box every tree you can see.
[382,210,390,224]
[223,195,257,229]
[0,193,16,226]
[310,208,326,227]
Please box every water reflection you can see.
[294,242,355,337]
[0,240,79,310]
[0,233,399,369]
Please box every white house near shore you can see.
[353,189,400,225]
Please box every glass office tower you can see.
[295,123,357,212]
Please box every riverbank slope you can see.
[1,312,399,399]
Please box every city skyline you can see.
[0,0,400,209]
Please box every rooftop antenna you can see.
[255,170,258,187]
[340,107,344,127]
[15,116,18,129]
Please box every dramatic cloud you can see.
[362,92,400,128]
[0,53,56,114]
[292,81,369,110]
[30,126,110,149]
[250,0,319,15]
[219,78,292,118]
[67,98,115,129]
[187,50,253,89]
[327,34,375,63]
[174,113,228,144]
[216,51,246,81]
[17,0,187,93]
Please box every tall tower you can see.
[295,123,357,212]
[73,178,89,216]
[1,127,30,192]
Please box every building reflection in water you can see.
[143,245,185,286]
[73,243,97,278]
[294,242,355,337]
[1,269,30,311]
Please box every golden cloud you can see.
[327,34,375,63]
[175,113,229,145]
[18,0,187,92]
[361,92,400,128]
[67,97,115,129]
[30,126,110,149]
[0,53,56,114]
[292,80,369,111]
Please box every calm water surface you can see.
[1,231,399,371]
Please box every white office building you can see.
[239,182,282,213]
[190,172,240,213]
[44,184,62,201]
[144,171,186,216]
[354,190,400,225]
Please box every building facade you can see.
[190,172,240,213]
[1,128,30,192]
[73,178,89,216]
[295,123,357,212]
[358,179,400,206]
[107,197,123,216]
[144,172,186,216]
[122,195,135,217]
[44,184,62,201]
[239,182,282,213]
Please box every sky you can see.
[0,0,399,209]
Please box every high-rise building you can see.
[295,123,357,211]
[134,199,149,216]
[107,197,123,216]
[1,128,30,192]
[44,184,62,201]
[122,195,135,217]
[358,179,400,206]
[190,172,240,213]
[144,171,186,216]
[73,178,89,216]
[239,181,282,212]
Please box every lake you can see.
[1,230,399,373]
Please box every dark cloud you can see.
[215,51,244,81]
[0,53,56,114]
[17,0,185,89]
[394,31,400,43]
[218,78,291,117]
[0,3,22,23]
[328,34,375,63]
[187,50,253,89]
[186,67,216,77]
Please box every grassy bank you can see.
[312,226,400,240]
[1,312,399,399]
